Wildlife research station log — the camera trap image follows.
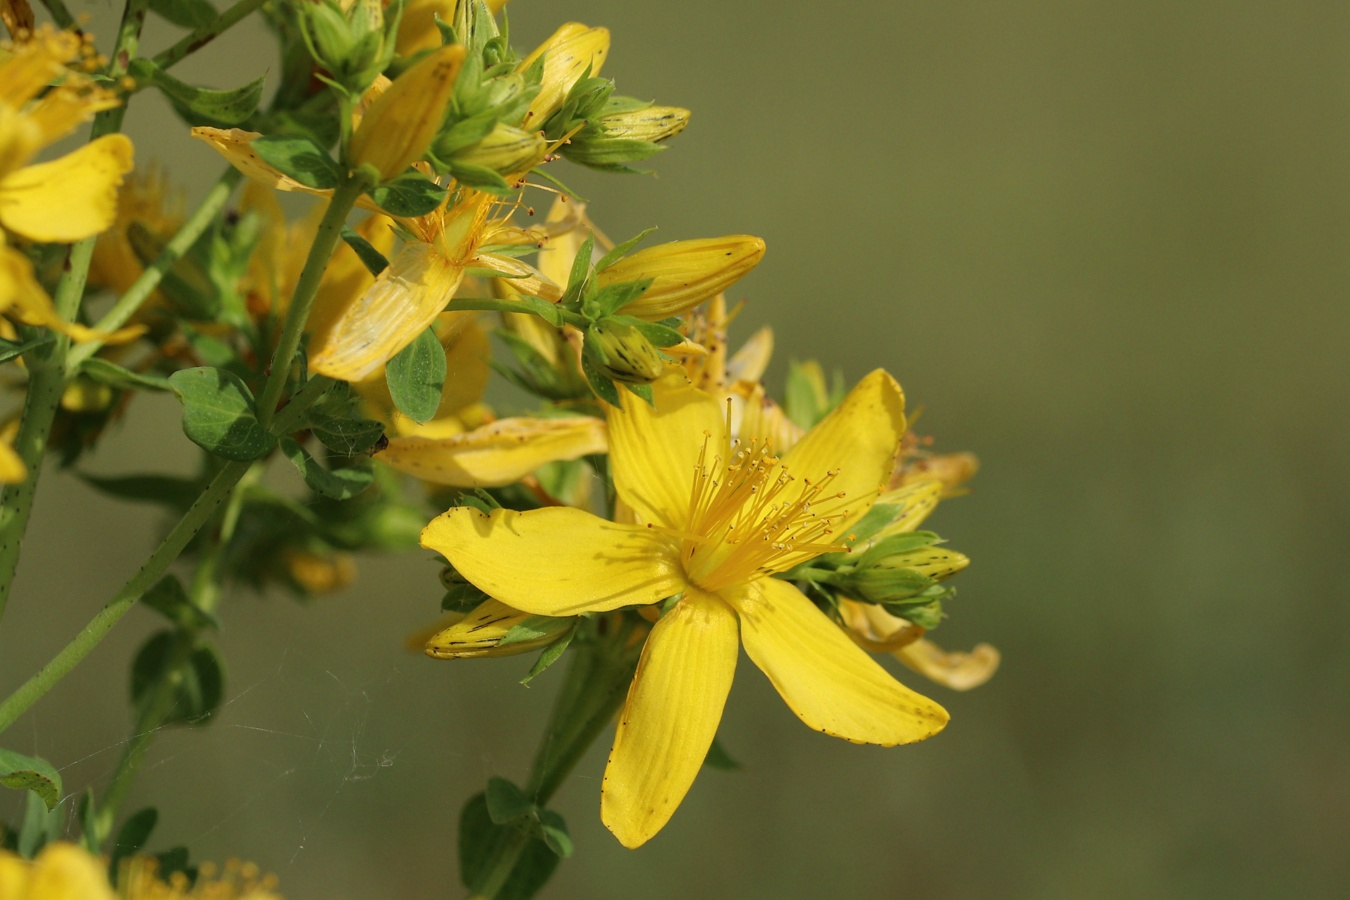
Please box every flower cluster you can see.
[0,0,993,895]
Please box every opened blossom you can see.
[422,369,948,847]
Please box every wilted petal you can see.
[0,135,132,242]
[602,588,738,848]
[380,415,606,486]
[309,241,464,382]
[421,506,686,615]
[727,576,948,745]
[191,127,336,196]
[608,373,725,530]
[896,637,1001,691]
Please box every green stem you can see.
[66,168,243,374]
[0,459,249,737]
[256,175,371,427]
[470,624,640,898]
[37,0,79,32]
[150,0,268,72]
[0,0,149,626]
[93,463,261,844]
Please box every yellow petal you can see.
[602,588,738,848]
[779,369,905,531]
[874,478,942,534]
[349,44,464,181]
[306,212,396,343]
[837,597,923,653]
[0,849,30,898]
[728,324,773,384]
[309,241,464,382]
[394,0,455,55]
[608,372,724,529]
[421,506,687,615]
[0,135,133,242]
[727,576,948,745]
[521,23,610,127]
[27,842,116,900]
[0,244,143,343]
[380,415,606,486]
[896,637,1001,691]
[597,235,766,320]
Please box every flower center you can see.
[673,424,853,593]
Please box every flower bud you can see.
[298,0,397,94]
[349,43,465,181]
[585,319,664,384]
[519,23,609,127]
[564,105,690,168]
[597,105,690,143]
[848,544,969,606]
[425,598,572,659]
[449,122,547,177]
[596,235,765,319]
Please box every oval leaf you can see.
[130,632,226,727]
[252,135,342,190]
[385,327,446,423]
[168,367,276,461]
[0,748,62,811]
[130,58,264,127]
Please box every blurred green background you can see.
[3,0,1348,896]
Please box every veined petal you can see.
[728,576,948,745]
[309,241,464,382]
[0,135,132,242]
[474,252,561,302]
[602,588,738,848]
[421,506,686,615]
[779,368,905,531]
[380,415,606,486]
[896,637,1001,691]
[598,235,766,320]
[608,373,725,530]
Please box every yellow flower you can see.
[422,369,948,847]
[348,43,464,181]
[0,27,137,341]
[0,842,283,899]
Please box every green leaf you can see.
[460,792,561,900]
[385,328,446,423]
[485,777,532,824]
[703,735,742,771]
[17,790,54,858]
[130,632,225,727]
[129,58,264,126]
[519,628,574,686]
[0,336,53,364]
[0,748,62,812]
[280,437,374,500]
[80,358,172,393]
[580,355,620,406]
[80,473,204,510]
[340,225,390,276]
[368,172,448,217]
[78,789,98,851]
[310,414,387,457]
[536,809,573,858]
[252,135,343,190]
[148,0,217,29]
[141,574,218,631]
[168,367,277,461]
[109,807,158,877]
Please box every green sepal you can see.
[886,594,947,630]
[130,632,226,727]
[624,381,655,406]
[0,336,53,364]
[703,735,742,771]
[485,777,532,824]
[559,235,594,311]
[368,172,448,217]
[0,748,61,812]
[141,574,219,631]
[611,315,684,348]
[444,161,513,193]
[563,138,665,169]
[252,135,343,190]
[168,367,277,461]
[520,627,574,686]
[852,531,943,570]
[147,0,217,30]
[593,228,656,273]
[129,58,264,126]
[79,358,172,393]
[585,279,651,319]
[340,225,389,276]
[459,792,561,900]
[580,354,620,406]
[279,436,374,500]
[385,327,446,423]
[498,615,569,648]
[843,502,904,546]
[109,807,159,880]
[442,581,490,613]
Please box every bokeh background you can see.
[3,0,1348,896]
